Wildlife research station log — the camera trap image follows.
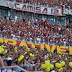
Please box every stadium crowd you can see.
[0,16,72,46]
[0,0,71,72]
[0,42,72,72]
[9,0,72,8]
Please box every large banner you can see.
[63,8,72,15]
[7,1,62,16]
[0,38,72,55]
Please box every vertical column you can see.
[42,15,45,21]
[65,16,66,27]
[54,16,56,23]
[8,10,10,17]
[32,13,33,19]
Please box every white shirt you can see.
[15,16,17,21]
[0,69,6,72]
[6,69,16,72]
[51,70,57,72]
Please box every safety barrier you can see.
[0,66,28,72]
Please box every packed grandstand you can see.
[11,0,72,8]
[0,0,72,72]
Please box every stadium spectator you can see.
[0,16,71,46]
[0,42,72,71]
[9,0,72,9]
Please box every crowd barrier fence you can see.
[0,66,28,72]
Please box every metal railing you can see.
[0,66,28,72]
